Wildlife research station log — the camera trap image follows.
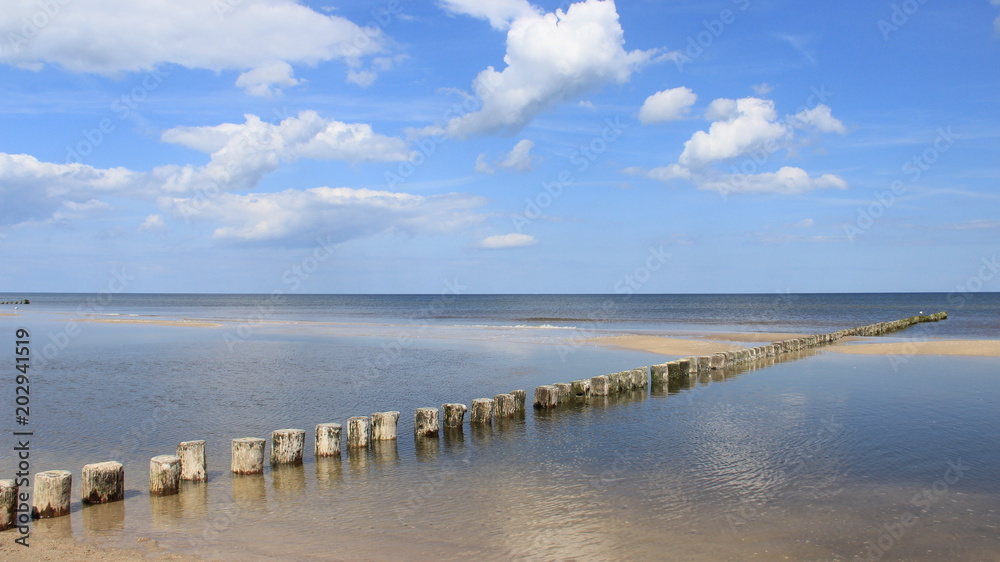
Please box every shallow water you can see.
[2,300,999,560]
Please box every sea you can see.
[0,293,998,560]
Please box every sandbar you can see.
[74,318,222,328]
[586,335,747,356]
[827,339,1000,357]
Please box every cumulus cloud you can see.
[442,0,658,137]
[0,112,414,227]
[474,139,538,173]
[478,233,537,248]
[639,87,697,124]
[0,0,389,95]
[138,214,167,232]
[438,0,540,30]
[697,167,848,195]
[680,97,789,168]
[498,139,538,171]
[160,187,487,243]
[631,96,848,195]
[235,61,301,97]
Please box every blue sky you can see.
[1,0,998,294]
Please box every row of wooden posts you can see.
[0,312,947,531]
[1,299,28,305]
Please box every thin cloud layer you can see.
[438,0,539,30]
[0,0,389,95]
[443,0,657,137]
[478,233,538,248]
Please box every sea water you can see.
[0,293,998,560]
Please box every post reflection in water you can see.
[231,474,267,511]
[32,511,73,539]
[178,481,209,519]
[414,436,440,461]
[271,464,306,496]
[149,494,183,527]
[371,441,399,466]
[314,457,343,491]
[82,500,125,535]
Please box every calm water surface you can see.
[0,294,998,560]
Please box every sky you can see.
[1,0,998,294]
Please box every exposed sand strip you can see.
[826,340,1000,357]
[586,335,747,356]
[74,318,223,328]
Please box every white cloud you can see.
[791,105,846,134]
[478,233,537,248]
[443,0,658,137]
[639,87,697,124]
[236,61,301,98]
[139,214,167,232]
[160,187,487,243]
[0,112,413,226]
[698,167,848,195]
[751,82,774,96]
[622,164,691,182]
[438,0,540,30]
[704,98,739,121]
[680,98,789,168]
[474,154,495,174]
[0,0,389,95]
[790,218,816,228]
[498,139,537,172]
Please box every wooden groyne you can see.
[1,299,29,305]
[1,312,946,527]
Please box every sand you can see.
[827,339,1000,357]
[588,333,1000,358]
[0,536,198,561]
[586,334,749,356]
[74,318,223,328]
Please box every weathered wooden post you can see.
[177,440,207,481]
[533,385,559,409]
[442,403,468,428]
[81,461,124,504]
[650,363,669,385]
[414,407,440,437]
[493,394,517,418]
[471,398,494,424]
[348,416,371,449]
[0,480,17,531]
[315,423,343,457]
[710,353,727,370]
[231,437,266,474]
[697,356,711,372]
[371,411,401,440]
[553,382,572,400]
[510,389,527,412]
[590,375,610,396]
[149,455,182,496]
[571,379,591,400]
[33,470,72,518]
[271,429,306,465]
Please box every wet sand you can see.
[827,339,1000,357]
[74,318,223,328]
[0,536,198,561]
[588,333,1000,357]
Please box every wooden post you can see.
[149,455,182,496]
[553,382,572,399]
[571,379,591,399]
[0,479,17,531]
[347,416,371,448]
[315,423,343,457]
[33,470,71,518]
[177,440,207,481]
[710,353,727,370]
[81,461,124,504]
[510,389,527,412]
[697,356,711,373]
[414,408,440,437]
[442,403,468,428]
[471,398,494,424]
[271,429,306,465]
[533,385,559,409]
[630,367,648,389]
[590,375,610,396]
[371,411,400,440]
[231,437,266,474]
[494,394,517,418]
[650,363,669,385]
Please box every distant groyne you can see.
[0,311,947,532]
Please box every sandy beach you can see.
[827,339,1000,357]
[0,536,198,561]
